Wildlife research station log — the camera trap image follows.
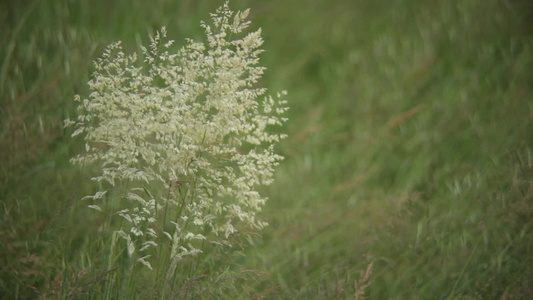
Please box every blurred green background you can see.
[1,0,532,299]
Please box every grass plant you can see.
[1,0,532,299]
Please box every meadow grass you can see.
[1,0,532,299]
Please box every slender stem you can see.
[156,180,173,292]
[162,181,172,233]
[193,206,211,275]
[448,237,481,299]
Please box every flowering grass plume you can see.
[65,1,287,271]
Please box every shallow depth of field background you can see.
[1,0,532,299]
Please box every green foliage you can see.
[1,0,532,299]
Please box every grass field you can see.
[1,0,533,299]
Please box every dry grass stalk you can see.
[354,262,373,300]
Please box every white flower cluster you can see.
[66,1,287,270]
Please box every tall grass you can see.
[1,0,532,299]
